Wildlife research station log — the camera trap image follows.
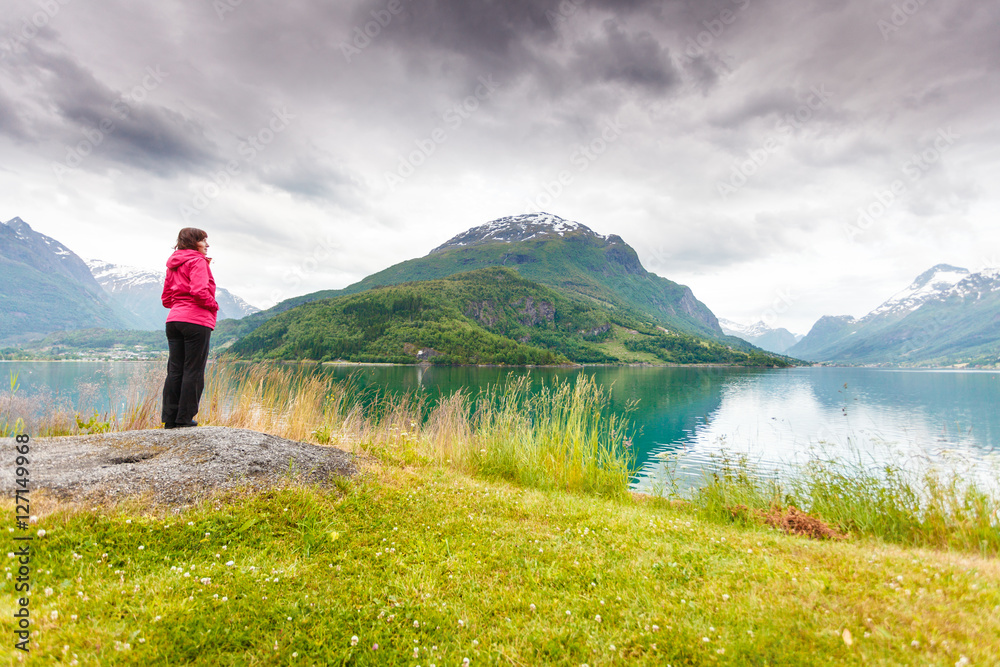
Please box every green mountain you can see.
[789,265,1000,366]
[0,217,140,343]
[228,267,790,366]
[215,212,728,347]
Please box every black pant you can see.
[162,321,212,426]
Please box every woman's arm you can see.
[188,258,220,313]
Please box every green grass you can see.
[3,464,999,665]
[3,363,1000,663]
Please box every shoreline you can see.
[3,358,999,371]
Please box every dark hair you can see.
[174,227,207,250]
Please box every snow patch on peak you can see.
[868,264,969,318]
[719,318,772,338]
[431,212,606,253]
[87,259,163,293]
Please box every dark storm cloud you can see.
[0,84,28,139]
[256,155,362,202]
[7,42,216,176]
[571,20,679,94]
[345,0,679,93]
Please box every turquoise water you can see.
[3,361,998,490]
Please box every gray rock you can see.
[2,427,356,506]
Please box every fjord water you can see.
[3,362,998,490]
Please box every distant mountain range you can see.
[718,319,803,355]
[0,216,258,344]
[789,264,1000,366]
[13,211,993,367]
[87,259,259,330]
[1,217,139,342]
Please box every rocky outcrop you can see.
[0,427,356,506]
[514,297,555,326]
[465,300,499,327]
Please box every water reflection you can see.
[3,362,997,491]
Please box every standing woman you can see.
[161,227,219,429]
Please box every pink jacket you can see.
[162,249,219,329]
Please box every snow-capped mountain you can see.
[87,259,260,329]
[259,212,724,340]
[867,264,970,319]
[719,318,803,354]
[790,264,1000,366]
[431,212,614,252]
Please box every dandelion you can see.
[350,635,359,646]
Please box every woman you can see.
[161,227,219,429]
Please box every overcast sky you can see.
[2,0,997,333]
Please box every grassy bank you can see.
[4,464,999,665]
[4,362,998,555]
[3,363,1000,663]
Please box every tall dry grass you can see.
[0,362,634,497]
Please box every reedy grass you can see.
[683,448,1000,557]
